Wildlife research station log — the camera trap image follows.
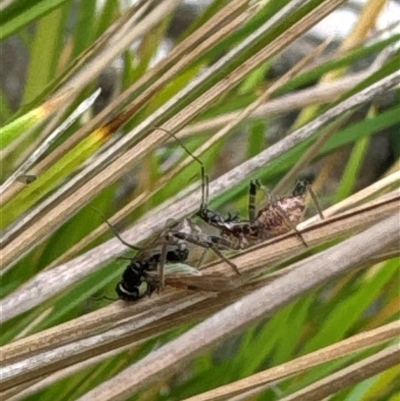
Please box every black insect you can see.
[98,207,239,302]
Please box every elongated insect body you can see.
[251,180,308,239]
[196,179,314,249]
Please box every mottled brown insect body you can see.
[215,190,306,249]
[256,193,306,236]
[219,222,257,249]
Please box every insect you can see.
[168,132,323,250]
[198,179,318,249]
[96,202,240,302]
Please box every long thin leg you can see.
[209,246,241,275]
[293,180,324,220]
[306,184,324,220]
[249,181,257,224]
[157,127,236,232]
[158,240,168,291]
[155,127,210,210]
[196,248,209,270]
[92,207,142,251]
[277,206,308,247]
[173,231,241,275]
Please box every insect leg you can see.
[92,207,142,251]
[173,231,241,275]
[306,183,324,220]
[278,206,308,247]
[208,244,241,276]
[196,248,209,269]
[158,239,168,291]
[156,127,233,231]
[249,181,258,224]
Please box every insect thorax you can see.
[166,246,189,262]
[122,260,151,284]
[196,207,241,231]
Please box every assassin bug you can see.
[204,179,323,249]
[168,132,324,250]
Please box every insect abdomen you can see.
[115,280,155,301]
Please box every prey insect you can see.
[96,203,240,302]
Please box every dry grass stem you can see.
[3,68,398,270]
[2,197,398,390]
[279,344,400,401]
[179,71,371,137]
[181,321,400,401]
[2,209,398,393]
[3,2,399,400]
[2,186,398,322]
[69,213,399,401]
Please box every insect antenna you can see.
[154,127,240,275]
[91,206,142,251]
[155,127,209,208]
